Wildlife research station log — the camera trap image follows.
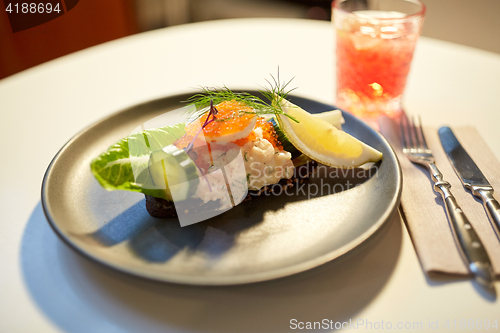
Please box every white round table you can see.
[1,18,499,332]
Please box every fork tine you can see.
[400,114,408,150]
[406,114,416,149]
[416,115,429,149]
[411,115,423,149]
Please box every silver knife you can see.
[438,126,500,237]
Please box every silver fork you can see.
[401,115,495,289]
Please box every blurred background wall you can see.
[1,0,499,80]
[0,0,137,79]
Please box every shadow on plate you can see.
[22,200,401,333]
[72,163,379,263]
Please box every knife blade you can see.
[438,126,500,237]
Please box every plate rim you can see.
[41,92,403,286]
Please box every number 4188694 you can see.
[444,319,498,330]
[5,3,61,14]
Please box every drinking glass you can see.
[333,0,425,120]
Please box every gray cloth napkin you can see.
[379,116,500,276]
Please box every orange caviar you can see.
[185,100,256,138]
[175,117,281,149]
[174,100,283,165]
[173,100,283,174]
[176,100,281,148]
[233,118,281,149]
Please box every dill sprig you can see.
[187,87,267,111]
[259,72,297,114]
[184,75,299,123]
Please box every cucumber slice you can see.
[269,118,301,159]
[148,145,199,201]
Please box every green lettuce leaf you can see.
[90,123,186,200]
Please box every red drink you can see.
[334,3,425,120]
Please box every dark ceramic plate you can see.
[41,92,402,285]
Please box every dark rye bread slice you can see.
[145,160,317,218]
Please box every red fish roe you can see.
[233,118,282,149]
[175,100,283,157]
[184,100,256,138]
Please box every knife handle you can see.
[475,188,500,237]
[433,179,494,286]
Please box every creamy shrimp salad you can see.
[193,124,295,205]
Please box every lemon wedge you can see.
[313,110,345,130]
[276,99,382,168]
